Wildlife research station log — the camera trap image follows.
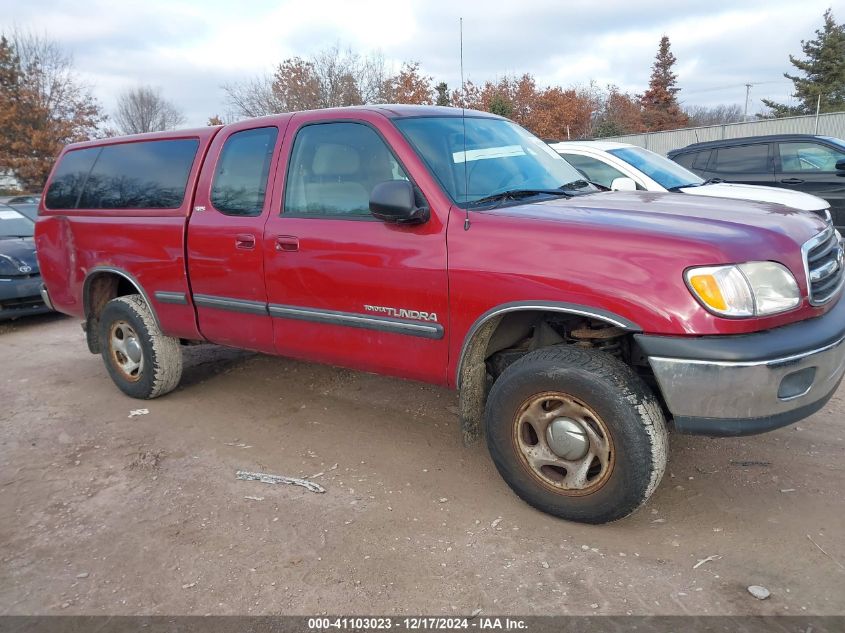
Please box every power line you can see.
[683,79,790,95]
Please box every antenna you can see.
[460,17,470,231]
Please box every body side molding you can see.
[188,293,445,339]
[268,304,444,339]
[192,294,269,316]
[154,291,188,305]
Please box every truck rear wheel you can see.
[98,294,182,399]
[484,346,667,524]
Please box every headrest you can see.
[312,144,360,176]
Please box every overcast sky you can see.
[2,0,836,126]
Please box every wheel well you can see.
[83,271,145,354]
[457,309,651,445]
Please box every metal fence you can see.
[602,111,845,156]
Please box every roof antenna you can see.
[460,17,470,231]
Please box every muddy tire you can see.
[484,346,667,524]
[98,294,182,399]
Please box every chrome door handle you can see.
[235,234,256,249]
[275,236,299,252]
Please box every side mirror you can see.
[610,177,637,191]
[369,181,429,225]
[835,158,845,172]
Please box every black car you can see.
[668,134,845,229]
[0,205,51,320]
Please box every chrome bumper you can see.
[647,335,845,435]
[40,283,54,311]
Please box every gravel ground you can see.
[1,314,843,615]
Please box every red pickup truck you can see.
[35,105,845,524]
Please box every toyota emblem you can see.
[18,265,32,274]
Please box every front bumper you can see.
[636,297,845,436]
[0,276,51,320]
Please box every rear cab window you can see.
[45,139,200,211]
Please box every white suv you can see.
[550,140,832,222]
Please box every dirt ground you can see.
[0,313,843,616]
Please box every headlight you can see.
[686,261,800,317]
[823,208,832,225]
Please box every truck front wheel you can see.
[484,346,667,524]
[98,294,183,399]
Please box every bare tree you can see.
[222,45,389,119]
[683,103,744,126]
[114,86,185,135]
[222,74,282,119]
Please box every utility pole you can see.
[814,93,822,134]
[744,83,752,120]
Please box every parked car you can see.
[0,194,41,206]
[667,134,845,230]
[0,205,51,319]
[551,140,833,225]
[36,106,845,524]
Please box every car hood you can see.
[486,190,827,249]
[0,236,39,275]
[678,182,829,212]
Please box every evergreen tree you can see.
[640,36,688,131]
[435,82,450,106]
[488,94,513,118]
[762,9,845,116]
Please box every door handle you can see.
[781,178,805,185]
[235,234,256,250]
[275,235,299,252]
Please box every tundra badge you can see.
[364,305,438,322]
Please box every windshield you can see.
[608,146,704,190]
[819,136,845,152]
[395,116,597,207]
[0,208,35,238]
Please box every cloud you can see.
[1,0,834,125]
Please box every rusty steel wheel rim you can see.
[512,391,614,496]
[109,320,144,382]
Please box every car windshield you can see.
[819,136,845,152]
[608,146,705,190]
[0,207,35,237]
[395,116,597,207]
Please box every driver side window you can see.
[779,142,845,172]
[283,122,409,219]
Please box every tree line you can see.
[1,8,843,192]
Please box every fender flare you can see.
[455,300,641,387]
[82,266,162,329]
[453,301,641,446]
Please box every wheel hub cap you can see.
[125,337,142,363]
[110,321,144,382]
[546,418,590,461]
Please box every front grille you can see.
[0,272,40,281]
[803,227,845,305]
[0,296,44,311]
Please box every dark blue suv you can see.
[669,134,845,230]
